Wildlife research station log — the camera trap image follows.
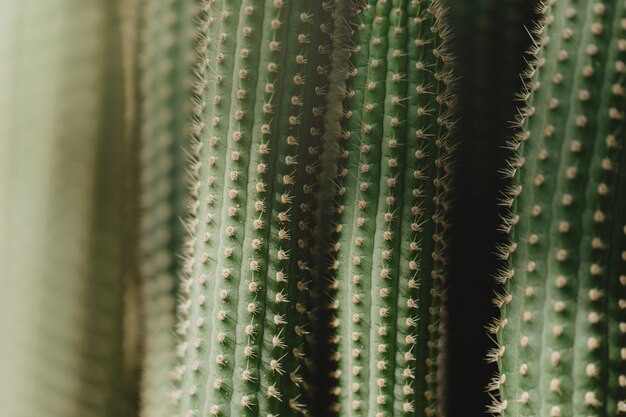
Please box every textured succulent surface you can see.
[168,1,332,416]
[491,0,626,415]
[137,0,195,416]
[0,1,126,416]
[327,0,455,416]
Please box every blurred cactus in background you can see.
[1,1,625,417]
[0,0,129,416]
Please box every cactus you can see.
[137,0,196,416]
[326,1,455,415]
[0,1,127,416]
[167,1,333,416]
[491,0,626,415]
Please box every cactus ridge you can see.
[492,0,626,415]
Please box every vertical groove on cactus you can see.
[138,0,196,415]
[256,1,295,413]
[309,1,355,414]
[257,0,328,414]
[492,0,626,415]
[608,146,626,414]
[290,0,331,411]
[329,1,455,415]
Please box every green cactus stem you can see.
[0,1,127,416]
[327,0,455,416]
[491,0,626,415]
[137,0,196,416]
[169,1,331,416]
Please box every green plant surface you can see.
[137,0,196,416]
[0,1,127,416]
[327,0,455,416]
[491,0,626,415]
[169,1,331,416]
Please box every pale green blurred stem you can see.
[0,1,127,416]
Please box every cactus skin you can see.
[138,0,196,416]
[491,0,626,415]
[328,0,455,415]
[169,1,330,416]
[0,1,126,416]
